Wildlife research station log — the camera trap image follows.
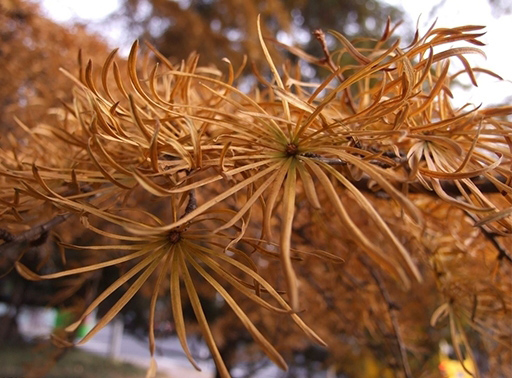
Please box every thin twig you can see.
[358,256,413,378]
[313,29,357,115]
[0,228,15,242]
[464,211,512,263]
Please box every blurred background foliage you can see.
[0,0,110,134]
[115,0,402,69]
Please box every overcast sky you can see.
[39,0,512,108]
[384,0,512,107]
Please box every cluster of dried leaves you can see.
[0,3,511,377]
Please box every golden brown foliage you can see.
[0,7,511,378]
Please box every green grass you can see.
[0,341,165,378]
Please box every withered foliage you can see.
[0,4,511,378]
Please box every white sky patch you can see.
[39,0,120,22]
[383,0,512,107]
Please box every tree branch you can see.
[301,153,507,195]
[182,189,197,218]
[0,184,98,260]
[0,213,73,260]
